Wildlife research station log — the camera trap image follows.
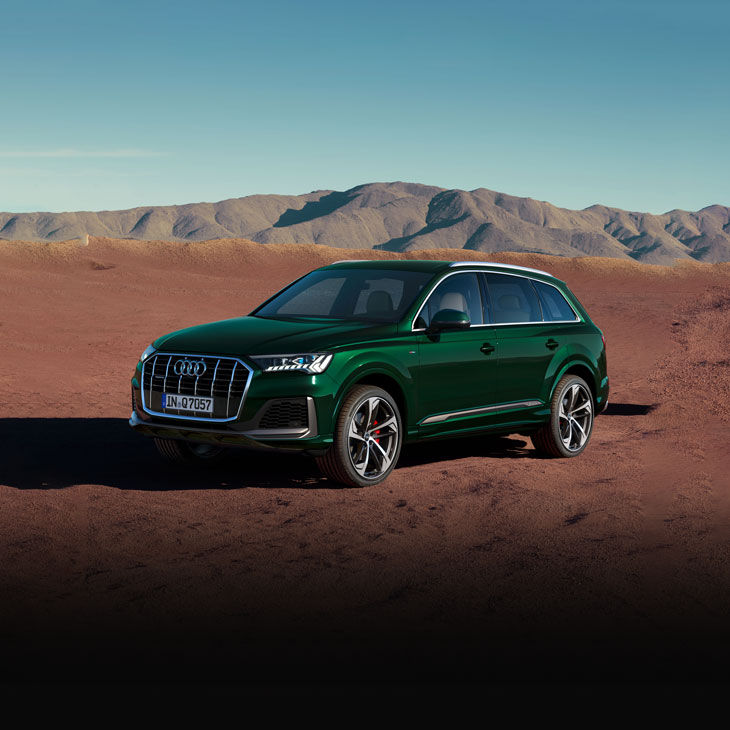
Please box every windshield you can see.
[253,268,434,322]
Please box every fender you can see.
[332,353,415,428]
[548,353,600,402]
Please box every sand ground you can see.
[1,237,729,684]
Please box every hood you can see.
[154,315,396,356]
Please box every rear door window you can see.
[484,273,542,324]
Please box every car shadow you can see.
[0,418,328,491]
[399,434,539,467]
[0,418,542,491]
[603,403,657,416]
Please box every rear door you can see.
[415,272,498,431]
[483,272,557,405]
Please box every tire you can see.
[316,385,403,487]
[153,437,225,464]
[532,374,594,458]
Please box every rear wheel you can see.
[532,375,594,458]
[153,437,225,463]
[316,385,402,487]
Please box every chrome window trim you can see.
[410,269,582,332]
[140,352,254,423]
[419,399,543,426]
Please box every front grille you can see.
[141,353,252,421]
[259,399,309,429]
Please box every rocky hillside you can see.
[2,182,728,264]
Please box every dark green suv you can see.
[130,260,608,486]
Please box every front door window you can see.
[415,273,495,427]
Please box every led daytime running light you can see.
[252,353,332,374]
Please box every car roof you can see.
[321,259,558,280]
[322,259,450,273]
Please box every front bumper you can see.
[129,406,331,453]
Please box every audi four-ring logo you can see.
[173,359,207,376]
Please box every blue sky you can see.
[1,0,728,214]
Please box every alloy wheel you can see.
[347,396,400,480]
[558,382,593,452]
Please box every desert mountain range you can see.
[2,181,729,264]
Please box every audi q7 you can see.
[130,260,609,486]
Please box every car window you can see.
[275,276,347,316]
[352,277,405,316]
[532,280,577,322]
[485,273,542,324]
[415,272,484,328]
[254,268,432,322]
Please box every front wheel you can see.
[316,385,403,487]
[153,437,226,463]
[532,375,594,457]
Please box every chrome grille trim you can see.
[163,356,171,394]
[140,352,253,423]
[210,359,220,398]
[149,355,158,406]
[226,362,237,418]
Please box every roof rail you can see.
[329,259,369,265]
[448,261,552,276]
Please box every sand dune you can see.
[1,237,729,682]
[2,181,729,264]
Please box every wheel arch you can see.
[350,372,407,424]
[334,366,411,431]
[551,360,599,405]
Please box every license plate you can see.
[162,393,213,414]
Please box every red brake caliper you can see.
[373,420,381,443]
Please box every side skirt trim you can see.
[419,399,542,426]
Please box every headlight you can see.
[140,345,157,363]
[250,353,333,374]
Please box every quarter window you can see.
[532,280,577,322]
[485,273,542,324]
[415,273,484,328]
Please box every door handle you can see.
[546,338,559,350]
[480,342,495,355]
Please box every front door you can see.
[414,272,498,432]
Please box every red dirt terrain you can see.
[1,236,729,685]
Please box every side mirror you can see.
[427,309,471,333]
